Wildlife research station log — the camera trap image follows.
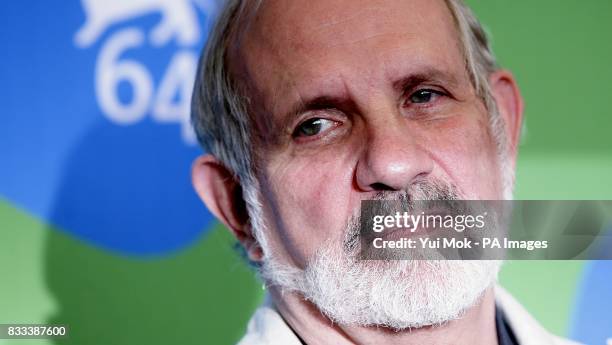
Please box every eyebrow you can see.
[279,67,461,131]
[392,68,461,93]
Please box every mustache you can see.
[342,179,463,253]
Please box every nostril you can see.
[412,172,431,184]
[370,182,395,191]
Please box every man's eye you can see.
[294,118,336,137]
[408,89,443,104]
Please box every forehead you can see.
[231,0,464,117]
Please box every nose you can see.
[355,121,434,192]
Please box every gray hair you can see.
[191,0,506,207]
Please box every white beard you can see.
[241,104,512,331]
[260,238,501,330]
[252,179,505,330]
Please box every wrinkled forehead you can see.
[227,0,465,121]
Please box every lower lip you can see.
[368,224,439,245]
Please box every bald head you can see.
[228,0,470,142]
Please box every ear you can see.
[191,155,263,262]
[489,70,524,163]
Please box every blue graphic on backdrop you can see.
[571,254,612,344]
[0,0,217,255]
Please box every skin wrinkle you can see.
[253,43,469,153]
[240,6,462,152]
[309,4,380,32]
[319,31,417,50]
[237,2,454,136]
[244,1,497,264]
[286,3,399,50]
[193,0,522,343]
[258,174,304,267]
[262,135,358,267]
[280,65,467,153]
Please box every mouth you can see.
[370,214,446,241]
[352,208,452,255]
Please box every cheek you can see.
[260,148,357,266]
[424,112,502,199]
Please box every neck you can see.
[270,286,498,345]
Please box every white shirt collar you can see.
[237,286,582,345]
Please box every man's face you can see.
[232,0,504,269]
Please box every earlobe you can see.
[489,70,524,156]
[191,155,262,261]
